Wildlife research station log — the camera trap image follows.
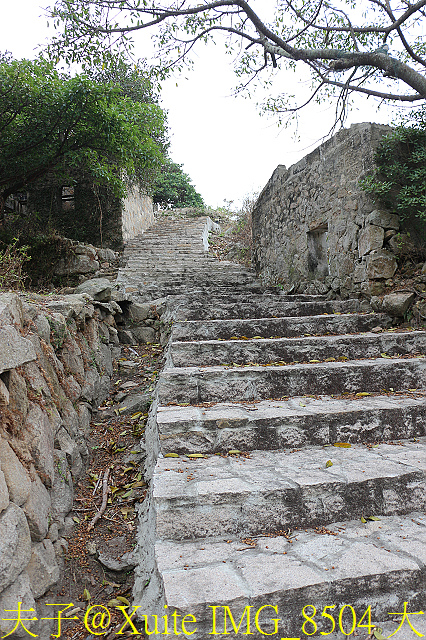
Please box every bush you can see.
[0,239,30,290]
[361,111,426,245]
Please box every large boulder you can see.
[366,249,398,279]
[75,278,114,302]
[0,439,31,506]
[382,292,416,317]
[0,503,32,592]
[358,225,384,257]
[0,325,36,375]
[367,209,400,230]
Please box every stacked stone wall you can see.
[0,291,121,636]
[122,186,155,242]
[252,122,400,297]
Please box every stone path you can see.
[119,216,426,639]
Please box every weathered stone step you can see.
[157,357,426,405]
[156,393,426,453]
[153,440,426,540]
[171,292,328,309]
[168,330,426,367]
[141,512,426,638]
[177,299,367,321]
[171,313,393,341]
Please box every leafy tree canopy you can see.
[0,53,167,213]
[48,0,426,125]
[153,160,204,208]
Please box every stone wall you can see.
[122,186,155,242]
[252,122,400,297]
[0,291,121,636]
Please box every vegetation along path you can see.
[117,215,426,639]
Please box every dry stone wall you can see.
[252,122,399,297]
[0,291,121,636]
[122,187,155,242]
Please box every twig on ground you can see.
[88,468,110,531]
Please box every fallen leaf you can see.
[373,628,388,640]
[116,596,130,606]
[361,516,367,523]
[333,442,351,448]
[107,599,123,607]
[356,392,371,397]
[228,450,242,455]
[187,453,205,458]
[325,460,333,468]
[165,453,179,458]
[83,589,91,601]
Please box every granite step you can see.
[177,298,367,321]
[157,357,426,405]
[152,440,426,540]
[122,216,426,636]
[168,330,426,367]
[141,512,426,638]
[171,313,393,341]
[156,393,426,453]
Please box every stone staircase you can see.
[117,216,263,301]
[121,216,426,638]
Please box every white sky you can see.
[0,1,398,208]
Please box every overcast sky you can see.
[0,1,397,208]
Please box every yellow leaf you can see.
[325,460,333,468]
[373,628,388,640]
[131,481,146,488]
[333,442,351,448]
[116,596,130,606]
[107,599,122,607]
[131,412,143,419]
[309,359,320,363]
[367,515,381,521]
[187,453,205,458]
[381,353,392,359]
[361,516,367,523]
[83,589,91,601]
[228,450,241,455]
[356,392,371,397]
[165,453,179,458]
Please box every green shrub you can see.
[361,111,426,245]
[0,239,30,290]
